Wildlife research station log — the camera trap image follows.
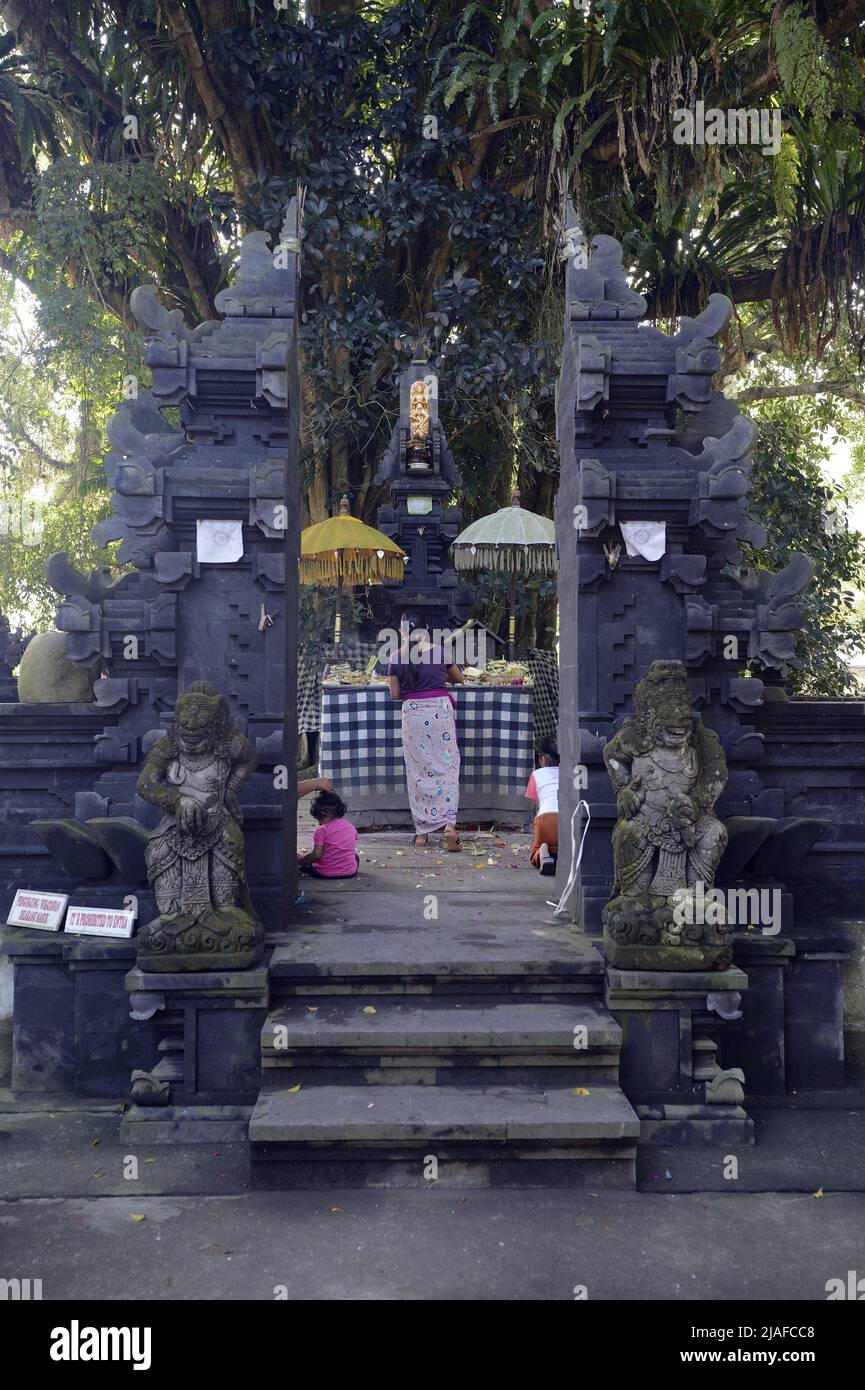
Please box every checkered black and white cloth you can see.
[320,686,534,795]
[297,639,380,735]
[526,648,559,751]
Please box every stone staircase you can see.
[248,918,639,1188]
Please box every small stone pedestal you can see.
[120,964,269,1143]
[2,928,152,1097]
[605,965,753,1146]
[725,933,794,1095]
[785,927,853,1089]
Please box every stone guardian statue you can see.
[602,660,731,970]
[135,681,264,971]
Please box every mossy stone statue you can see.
[17,630,100,704]
[135,680,264,972]
[602,659,731,971]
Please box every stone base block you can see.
[124,964,269,1109]
[604,941,733,972]
[3,928,151,1097]
[605,964,752,1136]
[249,1152,637,1190]
[119,1103,253,1145]
[636,1102,754,1146]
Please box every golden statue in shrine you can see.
[409,379,430,440]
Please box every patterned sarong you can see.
[400,696,460,833]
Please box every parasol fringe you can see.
[453,545,558,575]
[300,551,406,585]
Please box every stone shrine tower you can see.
[373,351,471,632]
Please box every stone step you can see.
[268,922,605,998]
[249,1082,639,1188]
[260,998,622,1085]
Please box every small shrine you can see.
[373,349,472,633]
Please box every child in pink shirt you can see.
[298,789,359,879]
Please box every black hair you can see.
[311,789,347,821]
[540,736,560,766]
[398,611,430,693]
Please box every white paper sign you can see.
[64,906,136,939]
[8,890,68,932]
[407,496,433,515]
[620,520,666,561]
[196,519,243,563]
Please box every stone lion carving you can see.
[135,680,264,971]
[602,659,731,971]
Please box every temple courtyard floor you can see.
[1,826,864,1300]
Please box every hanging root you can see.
[771,212,865,363]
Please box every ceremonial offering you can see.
[322,664,389,687]
[462,660,534,688]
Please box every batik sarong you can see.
[400,696,460,833]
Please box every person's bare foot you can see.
[443,824,461,852]
[413,834,428,847]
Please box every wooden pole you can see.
[508,564,517,659]
[334,570,344,658]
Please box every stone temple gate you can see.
[5,205,302,932]
[0,204,862,1176]
[555,206,816,926]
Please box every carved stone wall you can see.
[45,213,301,927]
[554,212,813,927]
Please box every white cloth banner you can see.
[196,519,243,563]
[620,520,666,561]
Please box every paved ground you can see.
[1,1175,863,1300]
[297,818,551,897]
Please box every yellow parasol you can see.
[300,495,406,655]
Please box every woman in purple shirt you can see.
[388,613,464,850]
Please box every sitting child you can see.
[298,788,359,879]
[524,736,560,876]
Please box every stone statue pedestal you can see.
[136,906,265,973]
[605,964,753,1145]
[603,894,733,972]
[120,963,269,1142]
